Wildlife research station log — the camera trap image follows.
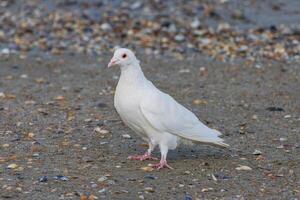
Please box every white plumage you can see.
[108,48,229,169]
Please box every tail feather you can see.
[210,129,230,148]
[181,128,230,148]
[213,141,230,148]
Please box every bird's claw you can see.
[149,160,173,170]
[127,153,158,161]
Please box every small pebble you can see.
[141,166,154,172]
[122,134,131,139]
[144,187,155,193]
[252,150,262,155]
[98,176,108,182]
[7,163,18,169]
[39,176,48,182]
[279,137,287,142]
[184,195,193,200]
[94,127,109,134]
[53,175,69,181]
[20,74,28,79]
[236,165,252,171]
[144,175,157,180]
[98,188,106,193]
[201,188,214,192]
[2,144,9,148]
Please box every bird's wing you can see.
[140,89,226,145]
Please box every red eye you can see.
[122,54,127,58]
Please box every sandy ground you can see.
[0,54,299,199]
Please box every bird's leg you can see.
[128,141,158,161]
[149,144,173,170]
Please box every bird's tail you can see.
[184,128,230,148]
[209,129,230,148]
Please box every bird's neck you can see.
[119,62,146,85]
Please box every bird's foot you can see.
[149,160,173,170]
[127,153,158,161]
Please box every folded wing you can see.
[140,89,229,148]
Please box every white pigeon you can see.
[108,48,229,169]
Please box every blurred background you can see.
[0,0,299,62]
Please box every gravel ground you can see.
[0,54,299,199]
[0,0,300,200]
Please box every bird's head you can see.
[107,48,138,68]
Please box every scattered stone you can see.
[193,99,207,105]
[54,95,65,101]
[201,187,214,192]
[98,188,106,193]
[53,175,69,181]
[27,132,35,138]
[140,166,154,172]
[35,78,46,84]
[279,137,287,142]
[122,134,131,139]
[100,23,112,31]
[144,175,157,180]
[211,174,218,181]
[131,1,143,10]
[94,127,109,134]
[1,48,10,55]
[184,195,193,200]
[184,170,191,175]
[100,142,109,145]
[7,163,18,169]
[178,69,190,73]
[20,74,28,79]
[174,34,185,42]
[98,176,108,182]
[84,118,93,123]
[144,187,155,193]
[236,165,252,171]
[0,1,298,62]
[88,194,98,200]
[39,176,48,182]
[191,19,201,29]
[252,149,262,155]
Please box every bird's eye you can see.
[122,54,127,58]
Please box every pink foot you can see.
[127,153,158,161]
[149,160,173,170]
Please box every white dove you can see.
[108,48,229,169]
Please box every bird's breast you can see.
[114,84,146,131]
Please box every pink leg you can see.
[128,141,158,161]
[149,159,173,170]
[127,152,158,161]
[149,144,173,170]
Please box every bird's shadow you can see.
[124,139,234,162]
[166,144,232,161]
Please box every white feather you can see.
[112,48,229,164]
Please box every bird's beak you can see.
[107,58,118,68]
